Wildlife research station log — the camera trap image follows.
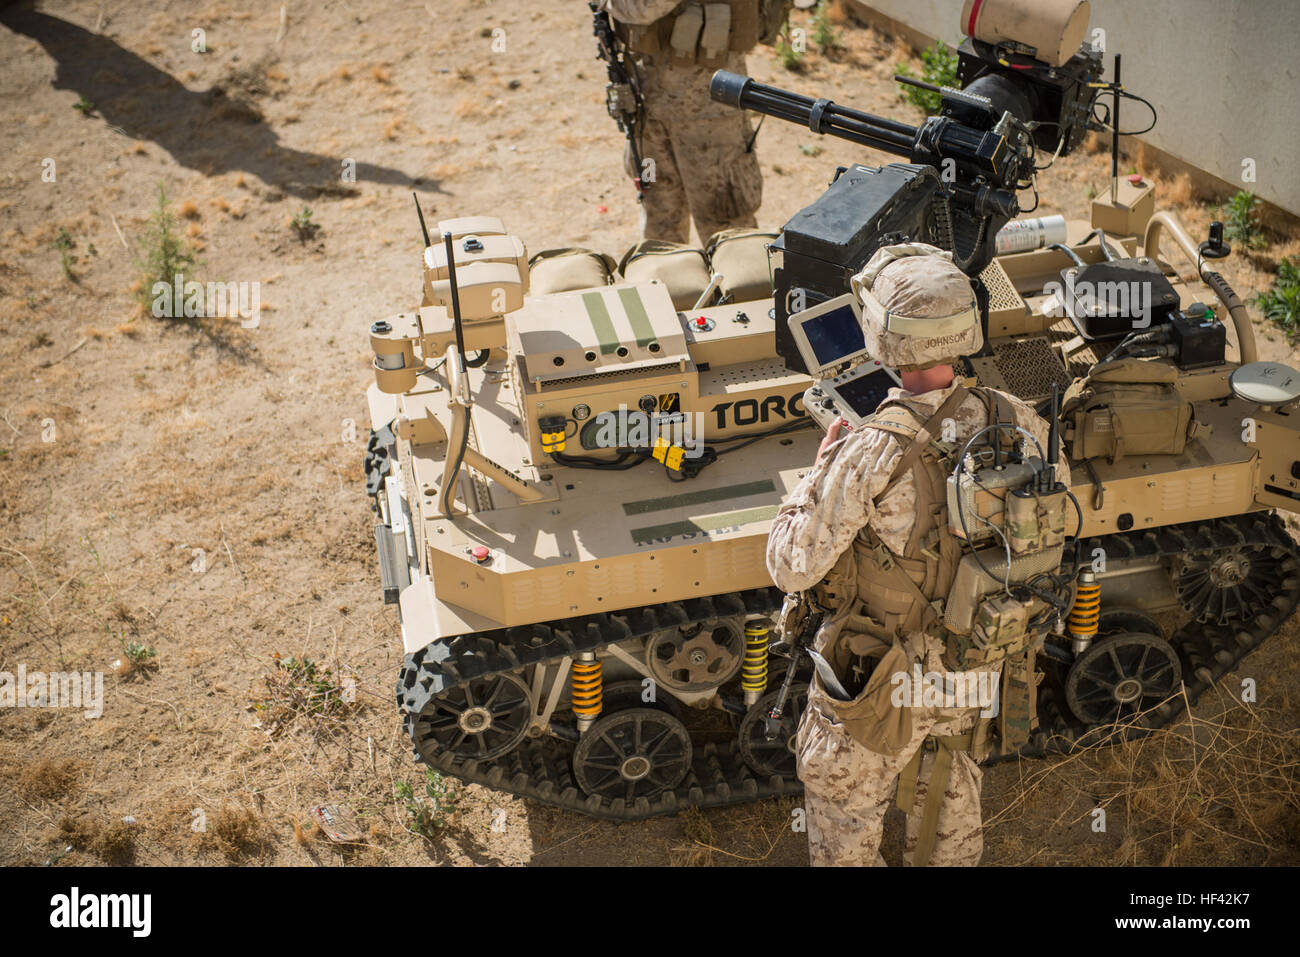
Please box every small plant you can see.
[115,640,158,678]
[812,1,840,52]
[290,206,320,242]
[1257,257,1300,333]
[134,183,199,316]
[253,654,355,735]
[53,227,77,281]
[1223,190,1267,250]
[73,97,95,116]
[1084,183,1098,200]
[799,142,822,157]
[775,31,805,72]
[897,41,960,115]
[396,768,457,839]
[124,642,156,665]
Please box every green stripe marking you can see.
[622,479,776,516]
[631,505,779,546]
[582,291,619,355]
[617,287,656,348]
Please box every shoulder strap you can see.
[873,386,970,504]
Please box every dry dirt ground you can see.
[2,0,1298,867]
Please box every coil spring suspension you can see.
[742,619,769,706]
[572,653,603,732]
[1068,570,1101,655]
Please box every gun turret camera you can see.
[788,293,902,431]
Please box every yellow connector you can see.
[540,430,566,453]
[652,436,685,471]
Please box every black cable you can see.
[551,448,652,471]
[464,350,490,368]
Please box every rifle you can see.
[590,2,647,201]
[763,593,829,740]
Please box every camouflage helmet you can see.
[850,243,982,371]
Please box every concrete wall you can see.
[850,0,1300,219]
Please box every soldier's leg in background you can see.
[673,114,761,245]
[627,114,690,243]
[655,59,761,245]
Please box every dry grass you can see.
[18,757,83,801]
[201,804,271,860]
[987,686,1300,865]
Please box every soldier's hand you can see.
[816,418,850,463]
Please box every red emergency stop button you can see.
[695,316,708,328]
[471,546,490,563]
[1128,173,1144,185]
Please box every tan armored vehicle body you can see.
[363,191,1300,819]
[363,2,1300,819]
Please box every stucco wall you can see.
[850,0,1300,217]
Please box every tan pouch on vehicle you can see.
[528,248,617,295]
[619,239,711,311]
[1062,358,1199,463]
[706,228,778,303]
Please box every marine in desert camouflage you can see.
[768,244,1072,866]
[603,0,794,242]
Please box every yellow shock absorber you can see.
[742,619,770,706]
[571,653,602,732]
[1068,570,1101,655]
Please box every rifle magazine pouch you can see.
[699,4,732,68]
[619,240,711,310]
[706,228,778,303]
[817,635,912,756]
[669,3,705,65]
[1062,359,1195,463]
[528,247,616,295]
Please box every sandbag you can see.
[528,247,616,295]
[1062,358,1198,463]
[706,227,778,303]
[619,239,711,311]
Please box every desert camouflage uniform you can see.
[607,0,762,244]
[768,381,1072,866]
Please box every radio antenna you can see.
[413,192,431,249]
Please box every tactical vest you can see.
[615,1,792,69]
[811,384,1043,750]
[814,385,1003,647]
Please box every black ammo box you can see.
[772,162,941,373]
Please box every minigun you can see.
[709,25,1105,373]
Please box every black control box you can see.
[1171,305,1227,369]
[1060,258,1180,340]
[772,162,940,373]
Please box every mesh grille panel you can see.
[990,337,1071,400]
[979,261,1024,312]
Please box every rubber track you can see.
[395,513,1300,820]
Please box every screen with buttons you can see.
[832,368,896,417]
